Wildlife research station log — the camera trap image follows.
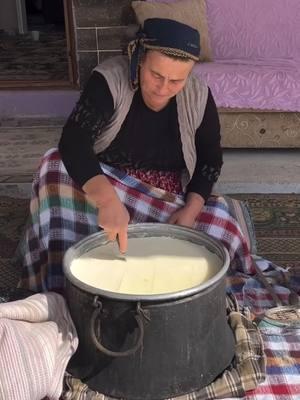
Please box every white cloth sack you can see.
[0,292,78,400]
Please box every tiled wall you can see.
[73,0,138,87]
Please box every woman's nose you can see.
[156,79,169,94]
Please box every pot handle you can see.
[90,298,145,357]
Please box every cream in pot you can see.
[70,236,222,295]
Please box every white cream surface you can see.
[70,237,222,295]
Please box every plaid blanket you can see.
[17,148,254,293]
[16,148,300,399]
[61,286,300,400]
[62,295,266,400]
[227,259,300,400]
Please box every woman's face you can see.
[139,50,195,111]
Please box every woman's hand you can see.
[168,192,205,228]
[168,207,197,228]
[98,196,130,253]
[83,174,130,253]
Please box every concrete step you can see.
[215,149,300,194]
[1,115,299,197]
[0,116,64,176]
[1,149,300,198]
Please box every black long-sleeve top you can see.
[59,70,223,201]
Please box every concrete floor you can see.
[1,149,299,198]
[215,149,300,194]
[1,115,299,197]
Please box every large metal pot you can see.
[64,223,235,400]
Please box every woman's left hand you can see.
[167,207,197,228]
[168,192,205,228]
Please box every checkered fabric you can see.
[62,295,266,400]
[61,280,300,400]
[226,260,300,400]
[62,316,300,400]
[17,148,254,293]
[13,148,300,399]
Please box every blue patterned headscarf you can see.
[128,18,201,90]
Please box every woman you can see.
[17,18,253,293]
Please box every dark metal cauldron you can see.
[63,224,235,400]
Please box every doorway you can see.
[0,0,77,88]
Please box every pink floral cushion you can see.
[206,0,300,61]
[193,60,300,111]
[142,0,300,110]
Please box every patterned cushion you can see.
[192,61,300,111]
[131,0,212,61]
[206,0,300,61]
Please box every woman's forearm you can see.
[184,192,205,218]
[82,174,118,207]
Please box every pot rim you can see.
[63,223,230,302]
